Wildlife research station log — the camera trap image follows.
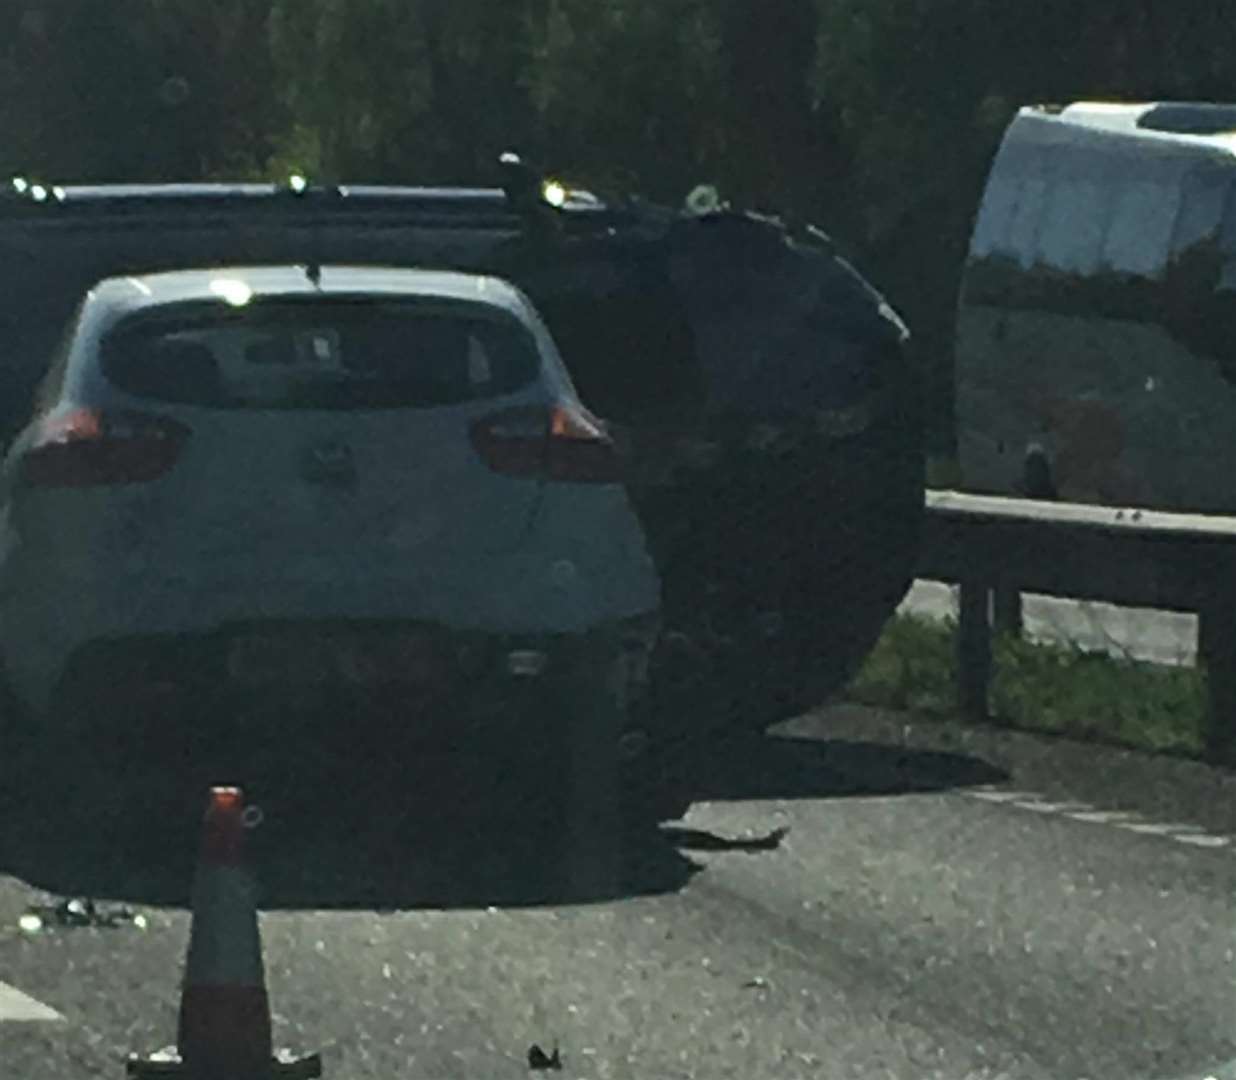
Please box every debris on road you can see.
[527,1042,563,1071]
[661,824,790,853]
[20,897,146,932]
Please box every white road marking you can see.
[1172,833,1232,848]
[1011,800,1091,814]
[0,981,62,1022]
[1066,810,1139,824]
[961,788,1236,851]
[964,790,1039,803]
[1117,821,1205,836]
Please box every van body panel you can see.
[957,101,1236,509]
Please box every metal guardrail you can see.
[918,490,1236,764]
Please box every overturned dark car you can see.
[0,158,923,748]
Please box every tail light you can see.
[470,402,621,483]
[20,408,190,488]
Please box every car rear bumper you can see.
[0,524,661,709]
[2,610,660,732]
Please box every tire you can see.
[537,637,691,893]
[640,629,720,746]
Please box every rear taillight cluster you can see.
[20,408,189,488]
[470,402,621,483]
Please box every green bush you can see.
[849,614,1207,756]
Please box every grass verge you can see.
[847,613,1209,757]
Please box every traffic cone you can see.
[128,786,321,1079]
[177,785,272,1079]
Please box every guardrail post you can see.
[957,577,992,721]
[1201,586,1236,766]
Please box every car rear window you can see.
[99,298,540,409]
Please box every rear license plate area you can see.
[228,631,345,685]
[226,628,447,687]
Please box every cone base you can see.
[126,1045,323,1079]
[178,983,273,1078]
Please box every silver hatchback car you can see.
[0,265,660,786]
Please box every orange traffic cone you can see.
[128,786,321,1079]
[178,785,273,1078]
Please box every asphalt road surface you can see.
[2,703,1235,1080]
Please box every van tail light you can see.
[20,408,190,488]
[470,402,622,483]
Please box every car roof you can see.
[52,183,506,203]
[87,265,536,322]
[0,181,609,227]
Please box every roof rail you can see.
[3,176,65,205]
[0,164,617,234]
[277,172,343,198]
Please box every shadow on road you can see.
[0,720,1007,914]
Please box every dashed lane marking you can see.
[962,787,1234,852]
[1011,800,1091,814]
[1172,833,1232,848]
[0,981,62,1022]
[962,790,1039,803]
[1065,810,1139,825]
[1117,821,1206,836]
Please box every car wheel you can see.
[643,621,782,743]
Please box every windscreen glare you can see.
[100,299,540,410]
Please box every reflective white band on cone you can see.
[183,866,266,986]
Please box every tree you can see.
[266,0,544,183]
[0,1,282,181]
[518,0,729,199]
[717,0,824,213]
[7,0,1236,453]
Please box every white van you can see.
[955,101,1236,510]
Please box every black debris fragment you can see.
[527,1042,562,1071]
[23,897,144,930]
[662,824,789,853]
